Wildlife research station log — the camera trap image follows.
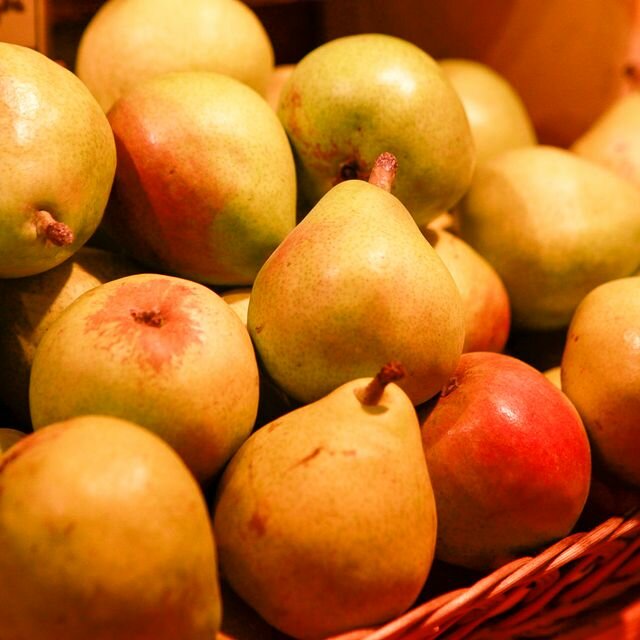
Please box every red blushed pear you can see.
[419,352,591,572]
[0,43,116,278]
[0,247,141,428]
[103,70,296,286]
[29,273,260,484]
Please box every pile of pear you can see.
[1,1,640,637]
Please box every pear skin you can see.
[561,276,640,487]
[439,58,536,165]
[422,226,511,353]
[0,43,116,278]
[248,154,465,406]
[0,247,141,427]
[457,145,640,329]
[0,415,220,639]
[29,273,260,484]
[277,34,475,224]
[76,0,274,112]
[572,92,640,189]
[213,365,437,639]
[105,71,297,286]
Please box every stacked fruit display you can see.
[0,1,639,638]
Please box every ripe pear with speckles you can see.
[277,33,475,224]
[213,363,437,639]
[28,273,259,484]
[0,43,116,278]
[248,153,466,406]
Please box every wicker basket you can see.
[323,509,640,640]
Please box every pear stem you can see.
[367,152,398,193]
[34,210,74,246]
[355,361,406,406]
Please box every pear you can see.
[76,0,274,112]
[561,276,640,488]
[0,43,116,278]
[0,415,220,639]
[265,63,296,111]
[543,366,562,390]
[572,92,640,189]
[248,153,465,406]
[439,58,536,165]
[29,273,260,484]
[104,70,297,286]
[277,33,475,224]
[457,145,640,330]
[422,226,511,353]
[0,247,140,427]
[221,288,252,326]
[213,363,437,639]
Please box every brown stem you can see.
[130,309,164,327]
[34,210,74,246]
[367,152,398,193]
[354,361,406,406]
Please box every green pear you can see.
[277,33,475,224]
[0,43,116,278]
[104,70,297,286]
[248,153,465,406]
[572,92,640,189]
[439,58,537,165]
[457,145,640,329]
[213,364,437,639]
[76,0,274,112]
[0,247,141,427]
[29,273,260,484]
[0,415,220,639]
[561,276,640,487]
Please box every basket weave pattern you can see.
[326,509,640,640]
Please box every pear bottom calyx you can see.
[354,361,406,405]
[34,210,74,246]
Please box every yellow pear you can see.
[422,226,511,353]
[561,276,640,487]
[457,145,640,329]
[76,0,274,112]
[213,364,437,639]
[440,58,537,164]
[29,273,260,484]
[572,91,640,189]
[248,153,465,406]
[0,247,140,427]
[0,415,220,639]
